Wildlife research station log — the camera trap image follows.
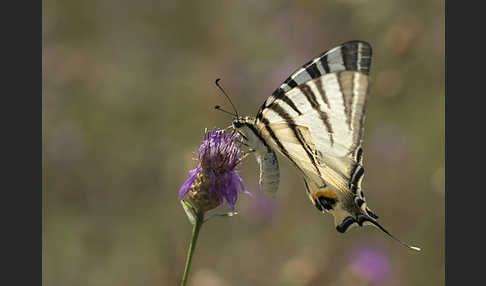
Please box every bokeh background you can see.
[43,0,444,285]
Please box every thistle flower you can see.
[179,127,251,286]
[179,127,251,213]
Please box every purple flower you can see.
[350,247,390,284]
[179,128,251,212]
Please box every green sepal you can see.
[181,200,197,225]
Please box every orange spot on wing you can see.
[312,190,337,201]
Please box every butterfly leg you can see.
[240,141,251,147]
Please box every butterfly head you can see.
[232,116,254,128]
[232,117,246,129]
[232,116,262,148]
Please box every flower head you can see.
[179,128,251,212]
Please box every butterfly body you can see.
[230,41,420,250]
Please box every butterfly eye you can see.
[233,121,243,128]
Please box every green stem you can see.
[181,211,204,286]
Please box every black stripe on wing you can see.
[259,117,302,174]
[267,103,325,185]
[349,163,364,194]
[297,85,334,145]
[270,41,372,101]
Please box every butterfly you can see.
[217,40,419,251]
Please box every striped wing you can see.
[256,122,352,192]
[256,71,369,186]
[262,40,371,110]
[255,41,371,187]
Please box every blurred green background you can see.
[43,0,444,285]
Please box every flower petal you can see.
[178,166,200,200]
[234,171,252,197]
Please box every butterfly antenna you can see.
[368,219,421,252]
[215,78,239,118]
[214,105,237,117]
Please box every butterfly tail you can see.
[358,214,421,252]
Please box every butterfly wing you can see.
[256,40,371,176]
[261,40,371,111]
[256,70,369,180]
[253,41,373,225]
[255,122,351,191]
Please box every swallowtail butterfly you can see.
[223,40,420,251]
